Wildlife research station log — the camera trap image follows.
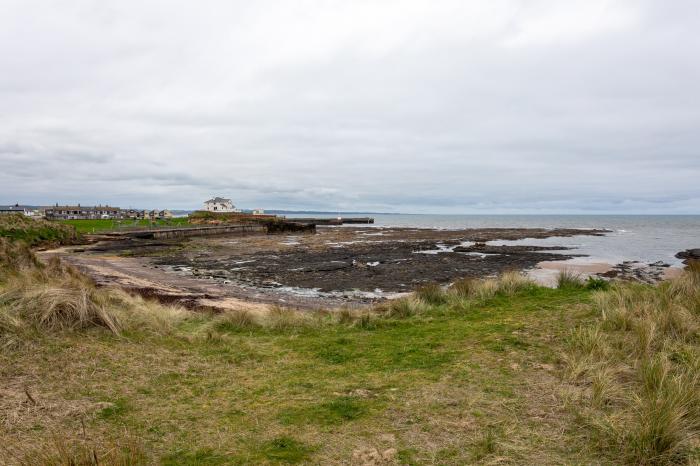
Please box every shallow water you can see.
[286,214,700,266]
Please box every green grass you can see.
[2,241,697,464]
[2,284,597,464]
[58,217,191,233]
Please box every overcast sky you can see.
[1,0,698,213]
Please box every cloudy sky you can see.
[1,0,698,213]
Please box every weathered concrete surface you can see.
[95,224,266,240]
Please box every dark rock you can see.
[453,244,571,254]
[675,248,700,264]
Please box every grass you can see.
[58,217,191,234]
[1,239,698,464]
[564,262,700,465]
[0,214,78,246]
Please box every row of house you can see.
[4,196,263,220]
[43,204,173,220]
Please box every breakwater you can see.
[290,217,374,225]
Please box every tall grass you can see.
[0,240,188,345]
[565,266,700,464]
[448,271,533,303]
[556,270,584,289]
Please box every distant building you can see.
[203,197,236,213]
[0,204,34,216]
[159,210,173,219]
[44,204,122,220]
[252,208,265,215]
[123,209,146,220]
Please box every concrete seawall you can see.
[102,224,266,240]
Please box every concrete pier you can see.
[290,217,374,225]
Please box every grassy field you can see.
[1,238,698,465]
[58,218,191,234]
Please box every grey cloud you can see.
[0,0,698,213]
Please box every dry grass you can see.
[565,266,700,464]
[447,271,534,304]
[2,434,146,466]
[0,241,188,346]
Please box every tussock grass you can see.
[556,269,584,289]
[565,267,700,464]
[209,305,328,335]
[376,296,428,318]
[415,283,448,305]
[447,271,533,304]
[211,309,260,332]
[0,241,188,344]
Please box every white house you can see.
[203,197,236,213]
[252,208,265,215]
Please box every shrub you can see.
[585,276,610,291]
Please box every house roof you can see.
[47,205,121,211]
[205,197,232,204]
[0,205,31,212]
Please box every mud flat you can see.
[46,226,611,310]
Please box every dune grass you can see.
[564,262,700,465]
[0,214,78,247]
[1,239,698,464]
[0,239,187,349]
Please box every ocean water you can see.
[286,214,700,266]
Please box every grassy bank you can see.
[0,214,78,247]
[58,218,191,234]
[1,238,698,464]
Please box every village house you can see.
[0,204,35,216]
[203,197,238,213]
[252,208,265,215]
[44,204,122,220]
[123,209,147,220]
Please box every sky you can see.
[1,0,699,214]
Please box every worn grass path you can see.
[1,287,605,465]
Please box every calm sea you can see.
[286,214,700,266]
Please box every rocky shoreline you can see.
[49,226,613,309]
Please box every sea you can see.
[285,214,700,267]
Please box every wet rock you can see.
[453,244,571,254]
[598,261,671,284]
[676,248,700,264]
